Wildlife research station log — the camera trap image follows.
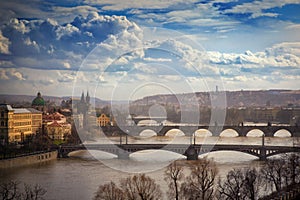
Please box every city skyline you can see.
[0,1,300,100]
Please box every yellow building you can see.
[97,114,111,127]
[0,104,42,144]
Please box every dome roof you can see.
[32,92,45,106]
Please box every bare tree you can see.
[217,169,245,200]
[283,153,300,185]
[260,158,286,192]
[22,184,47,200]
[121,174,162,200]
[0,181,46,200]
[164,161,184,200]
[181,157,218,200]
[0,181,20,200]
[94,181,123,200]
[242,168,260,200]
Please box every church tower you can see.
[81,91,85,103]
[86,91,90,104]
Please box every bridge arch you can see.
[139,129,157,137]
[137,120,159,126]
[246,129,264,137]
[274,129,292,137]
[220,129,239,137]
[68,149,118,159]
[198,150,258,161]
[194,129,212,137]
[165,129,185,137]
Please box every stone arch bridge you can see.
[58,143,300,161]
[101,125,300,137]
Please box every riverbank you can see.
[0,150,57,169]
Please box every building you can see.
[43,112,67,124]
[97,114,111,127]
[0,104,42,144]
[73,91,97,129]
[46,120,71,140]
[43,112,71,140]
[31,92,46,113]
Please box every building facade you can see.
[97,114,110,127]
[46,121,71,140]
[0,104,42,144]
[43,112,71,140]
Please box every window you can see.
[1,111,4,118]
[0,121,4,126]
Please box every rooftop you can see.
[0,104,13,111]
[14,108,42,114]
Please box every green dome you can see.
[32,92,45,106]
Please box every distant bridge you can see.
[58,143,300,161]
[101,125,300,137]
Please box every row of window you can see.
[14,127,31,133]
[14,121,31,126]
[32,116,42,119]
[14,115,31,120]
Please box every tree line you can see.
[94,153,300,200]
[0,181,46,200]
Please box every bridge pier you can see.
[185,146,198,160]
[259,147,267,161]
[117,149,130,159]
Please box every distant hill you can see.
[1,89,299,108]
[133,89,300,108]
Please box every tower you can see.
[86,91,90,104]
[32,92,46,112]
[81,91,85,103]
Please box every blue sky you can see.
[0,0,299,100]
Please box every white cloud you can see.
[224,0,299,19]
[85,0,198,10]
[1,9,300,97]
[207,42,300,68]
[56,23,80,40]
[1,12,143,71]
[63,62,71,69]
[0,68,25,80]
[143,57,172,62]
[0,31,10,54]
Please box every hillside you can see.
[133,89,300,108]
[1,89,299,108]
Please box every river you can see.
[0,131,297,200]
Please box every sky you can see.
[0,0,300,100]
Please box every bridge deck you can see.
[59,144,300,160]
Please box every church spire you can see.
[81,91,85,102]
[86,91,90,104]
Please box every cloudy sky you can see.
[0,0,299,100]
